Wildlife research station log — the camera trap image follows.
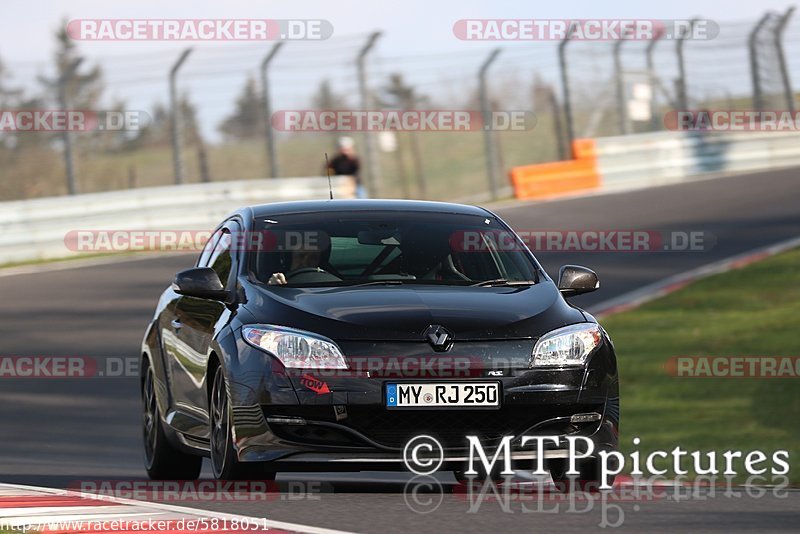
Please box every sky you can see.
[2,0,796,61]
[1,0,797,141]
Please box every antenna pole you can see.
[325,153,334,199]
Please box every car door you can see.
[168,222,238,433]
[157,228,220,428]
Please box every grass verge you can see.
[602,247,800,483]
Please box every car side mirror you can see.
[172,267,229,300]
[557,265,599,296]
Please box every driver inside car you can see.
[267,231,333,285]
[268,249,323,285]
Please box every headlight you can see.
[530,323,603,367]
[242,325,348,369]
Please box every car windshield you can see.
[249,210,539,287]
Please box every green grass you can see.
[602,247,800,483]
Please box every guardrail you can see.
[509,130,800,200]
[594,130,800,188]
[0,176,356,265]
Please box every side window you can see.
[207,230,233,284]
[197,230,222,268]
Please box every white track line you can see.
[1,512,179,530]
[0,505,156,517]
[0,482,356,534]
[590,235,800,318]
[0,252,185,278]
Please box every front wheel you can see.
[142,360,202,480]
[209,365,275,481]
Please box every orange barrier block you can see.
[509,139,600,200]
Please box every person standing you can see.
[328,136,366,198]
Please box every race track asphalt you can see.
[1,168,799,532]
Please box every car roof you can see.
[247,199,492,218]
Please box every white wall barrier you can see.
[0,176,356,264]
[595,130,800,189]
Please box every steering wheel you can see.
[285,267,331,280]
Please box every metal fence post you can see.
[613,38,630,134]
[169,48,192,185]
[749,14,770,112]
[357,31,382,197]
[646,31,663,131]
[775,7,796,113]
[261,42,284,179]
[675,19,696,112]
[478,48,502,200]
[58,58,83,195]
[558,25,575,156]
[549,89,567,160]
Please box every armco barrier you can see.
[594,130,800,188]
[509,139,600,200]
[509,130,800,201]
[0,176,356,265]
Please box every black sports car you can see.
[140,199,618,484]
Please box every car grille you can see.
[263,404,602,450]
[341,405,585,449]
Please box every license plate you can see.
[385,382,500,408]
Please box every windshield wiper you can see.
[343,280,408,288]
[470,279,536,287]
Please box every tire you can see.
[142,360,202,480]
[548,458,614,492]
[209,365,276,481]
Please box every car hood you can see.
[243,282,585,341]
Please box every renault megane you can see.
[140,199,619,485]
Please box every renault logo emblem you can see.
[424,325,454,352]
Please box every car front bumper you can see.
[225,338,619,470]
